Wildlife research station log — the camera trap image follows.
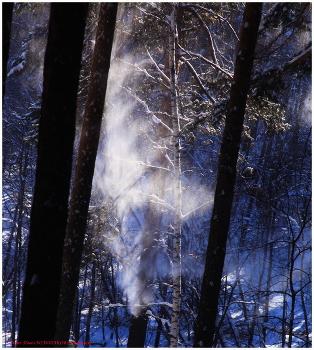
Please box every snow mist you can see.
[93,28,213,317]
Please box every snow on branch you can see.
[104,153,173,176]
[181,199,213,220]
[145,163,173,173]
[122,86,173,134]
[7,60,26,77]
[143,301,173,309]
[145,46,170,83]
[184,6,217,64]
[139,192,175,212]
[182,3,240,41]
[280,46,311,69]
[252,46,311,89]
[179,44,233,79]
[180,56,216,104]
[102,303,128,308]
[118,58,170,90]
[136,5,169,27]
[100,301,173,310]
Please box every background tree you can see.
[17,3,88,346]
[193,3,262,347]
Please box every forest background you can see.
[2,2,312,348]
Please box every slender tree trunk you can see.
[288,239,297,348]
[75,267,89,342]
[300,281,310,347]
[300,232,310,347]
[2,206,18,291]
[248,262,265,347]
[12,152,28,347]
[262,239,274,346]
[168,5,182,348]
[17,4,88,346]
[281,291,288,347]
[85,261,96,347]
[154,307,167,349]
[193,3,262,347]
[54,3,117,343]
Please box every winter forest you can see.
[2,2,312,348]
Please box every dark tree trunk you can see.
[54,3,118,343]
[128,313,150,348]
[193,3,262,348]
[17,3,88,347]
[2,2,14,100]
[127,206,162,348]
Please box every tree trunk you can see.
[2,2,14,100]
[54,3,117,343]
[126,212,160,347]
[262,235,274,346]
[12,152,28,347]
[168,5,182,348]
[193,3,262,347]
[17,4,88,346]
[85,261,96,347]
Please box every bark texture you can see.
[2,2,14,100]
[54,3,118,343]
[17,3,88,346]
[193,3,262,347]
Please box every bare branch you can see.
[145,46,170,83]
[252,46,312,89]
[182,3,240,41]
[122,86,173,134]
[179,44,233,79]
[180,56,216,104]
[139,192,175,212]
[184,6,218,64]
[136,4,169,26]
[118,58,170,90]
[181,200,213,220]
